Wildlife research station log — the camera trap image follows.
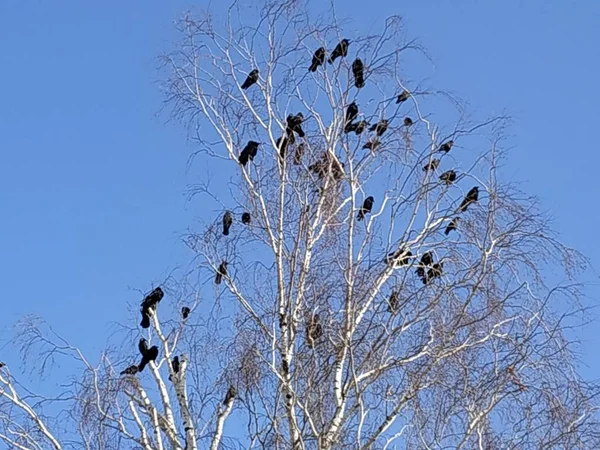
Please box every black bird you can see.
[309,47,326,72]
[458,187,479,212]
[215,262,228,285]
[172,356,180,374]
[352,120,369,135]
[241,212,251,225]
[138,345,159,372]
[357,196,374,221]
[362,138,380,151]
[439,170,457,185]
[138,338,149,356]
[439,140,454,153]
[352,58,365,88]
[140,287,164,329]
[120,365,139,376]
[306,315,323,347]
[423,262,444,285]
[223,211,233,236]
[388,291,400,314]
[415,252,433,278]
[238,141,260,166]
[241,69,259,89]
[445,217,460,235]
[345,102,358,126]
[328,39,350,63]
[224,385,237,404]
[293,143,305,165]
[385,248,413,267]
[423,159,440,172]
[286,113,305,137]
[370,120,388,136]
[181,306,191,320]
[403,117,414,127]
[396,90,410,104]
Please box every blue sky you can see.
[0,0,598,388]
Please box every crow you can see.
[352,58,365,88]
[138,345,159,372]
[415,252,433,278]
[345,102,358,126]
[357,196,374,221]
[445,217,460,235]
[215,262,228,285]
[241,69,259,89]
[328,39,350,63]
[138,338,148,356]
[423,262,444,285]
[120,365,139,376]
[439,140,454,153]
[224,385,237,404]
[309,47,326,72]
[423,159,440,172]
[352,120,369,135]
[286,113,305,138]
[140,287,164,329]
[223,211,233,236]
[241,212,251,225]
[439,170,457,185]
[293,143,305,165]
[238,141,260,166]
[362,138,380,151]
[458,187,479,212]
[181,306,191,320]
[306,314,323,347]
[388,291,400,314]
[403,117,414,127]
[370,120,388,136]
[385,248,413,267]
[396,90,410,104]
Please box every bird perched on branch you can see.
[363,138,380,151]
[241,69,259,89]
[357,196,374,221]
[439,170,456,185]
[328,39,350,63]
[370,120,389,136]
[349,120,369,135]
[181,306,191,320]
[222,211,233,236]
[241,212,251,225]
[140,287,164,329]
[403,117,414,127]
[224,385,237,404]
[439,140,454,153]
[385,248,413,267]
[138,339,159,372]
[458,187,479,212]
[396,90,410,104]
[345,102,358,126]
[120,365,139,376]
[169,355,180,381]
[445,217,460,235]
[286,113,305,138]
[415,252,433,279]
[309,47,326,72]
[423,262,444,285]
[238,141,260,166]
[215,262,228,285]
[352,58,365,88]
[423,159,440,172]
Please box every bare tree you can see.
[1,1,599,449]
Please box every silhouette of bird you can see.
[140,287,164,329]
[423,262,444,285]
[328,39,350,63]
[286,113,305,137]
[439,170,456,185]
[388,291,400,313]
[357,196,374,221]
[120,365,139,376]
[239,141,260,166]
[309,47,326,72]
[445,217,460,235]
[352,58,365,88]
[293,143,305,165]
[138,338,149,356]
[306,315,323,347]
[345,102,358,126]
[138,345,159,372]
[223,211,233,236]
[439,140,454,153]
[458,187,479,212]
[241,69,259,89]
[423,159,440,172]
[241,212,251,225]
[415,252,433,279]
[172,356,180,374]
[352,120,369,135]
[396,90,410,104]
[370,120,388,136]
[224,385,237,404]
[363,138,380,150]
[215,262,228,285]
[181,306,191,320]
[403,117,413,127]
[385,248,413,267]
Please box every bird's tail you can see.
[445,228,450,236]
[223,228,229,236]
[215,274,222,285]
[140,314,150,329]
[357,211,364,221]
[309,63,317,72]
[138,360,147,372]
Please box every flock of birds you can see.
[120,38,481,371]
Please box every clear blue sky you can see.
[1,0,598,384]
